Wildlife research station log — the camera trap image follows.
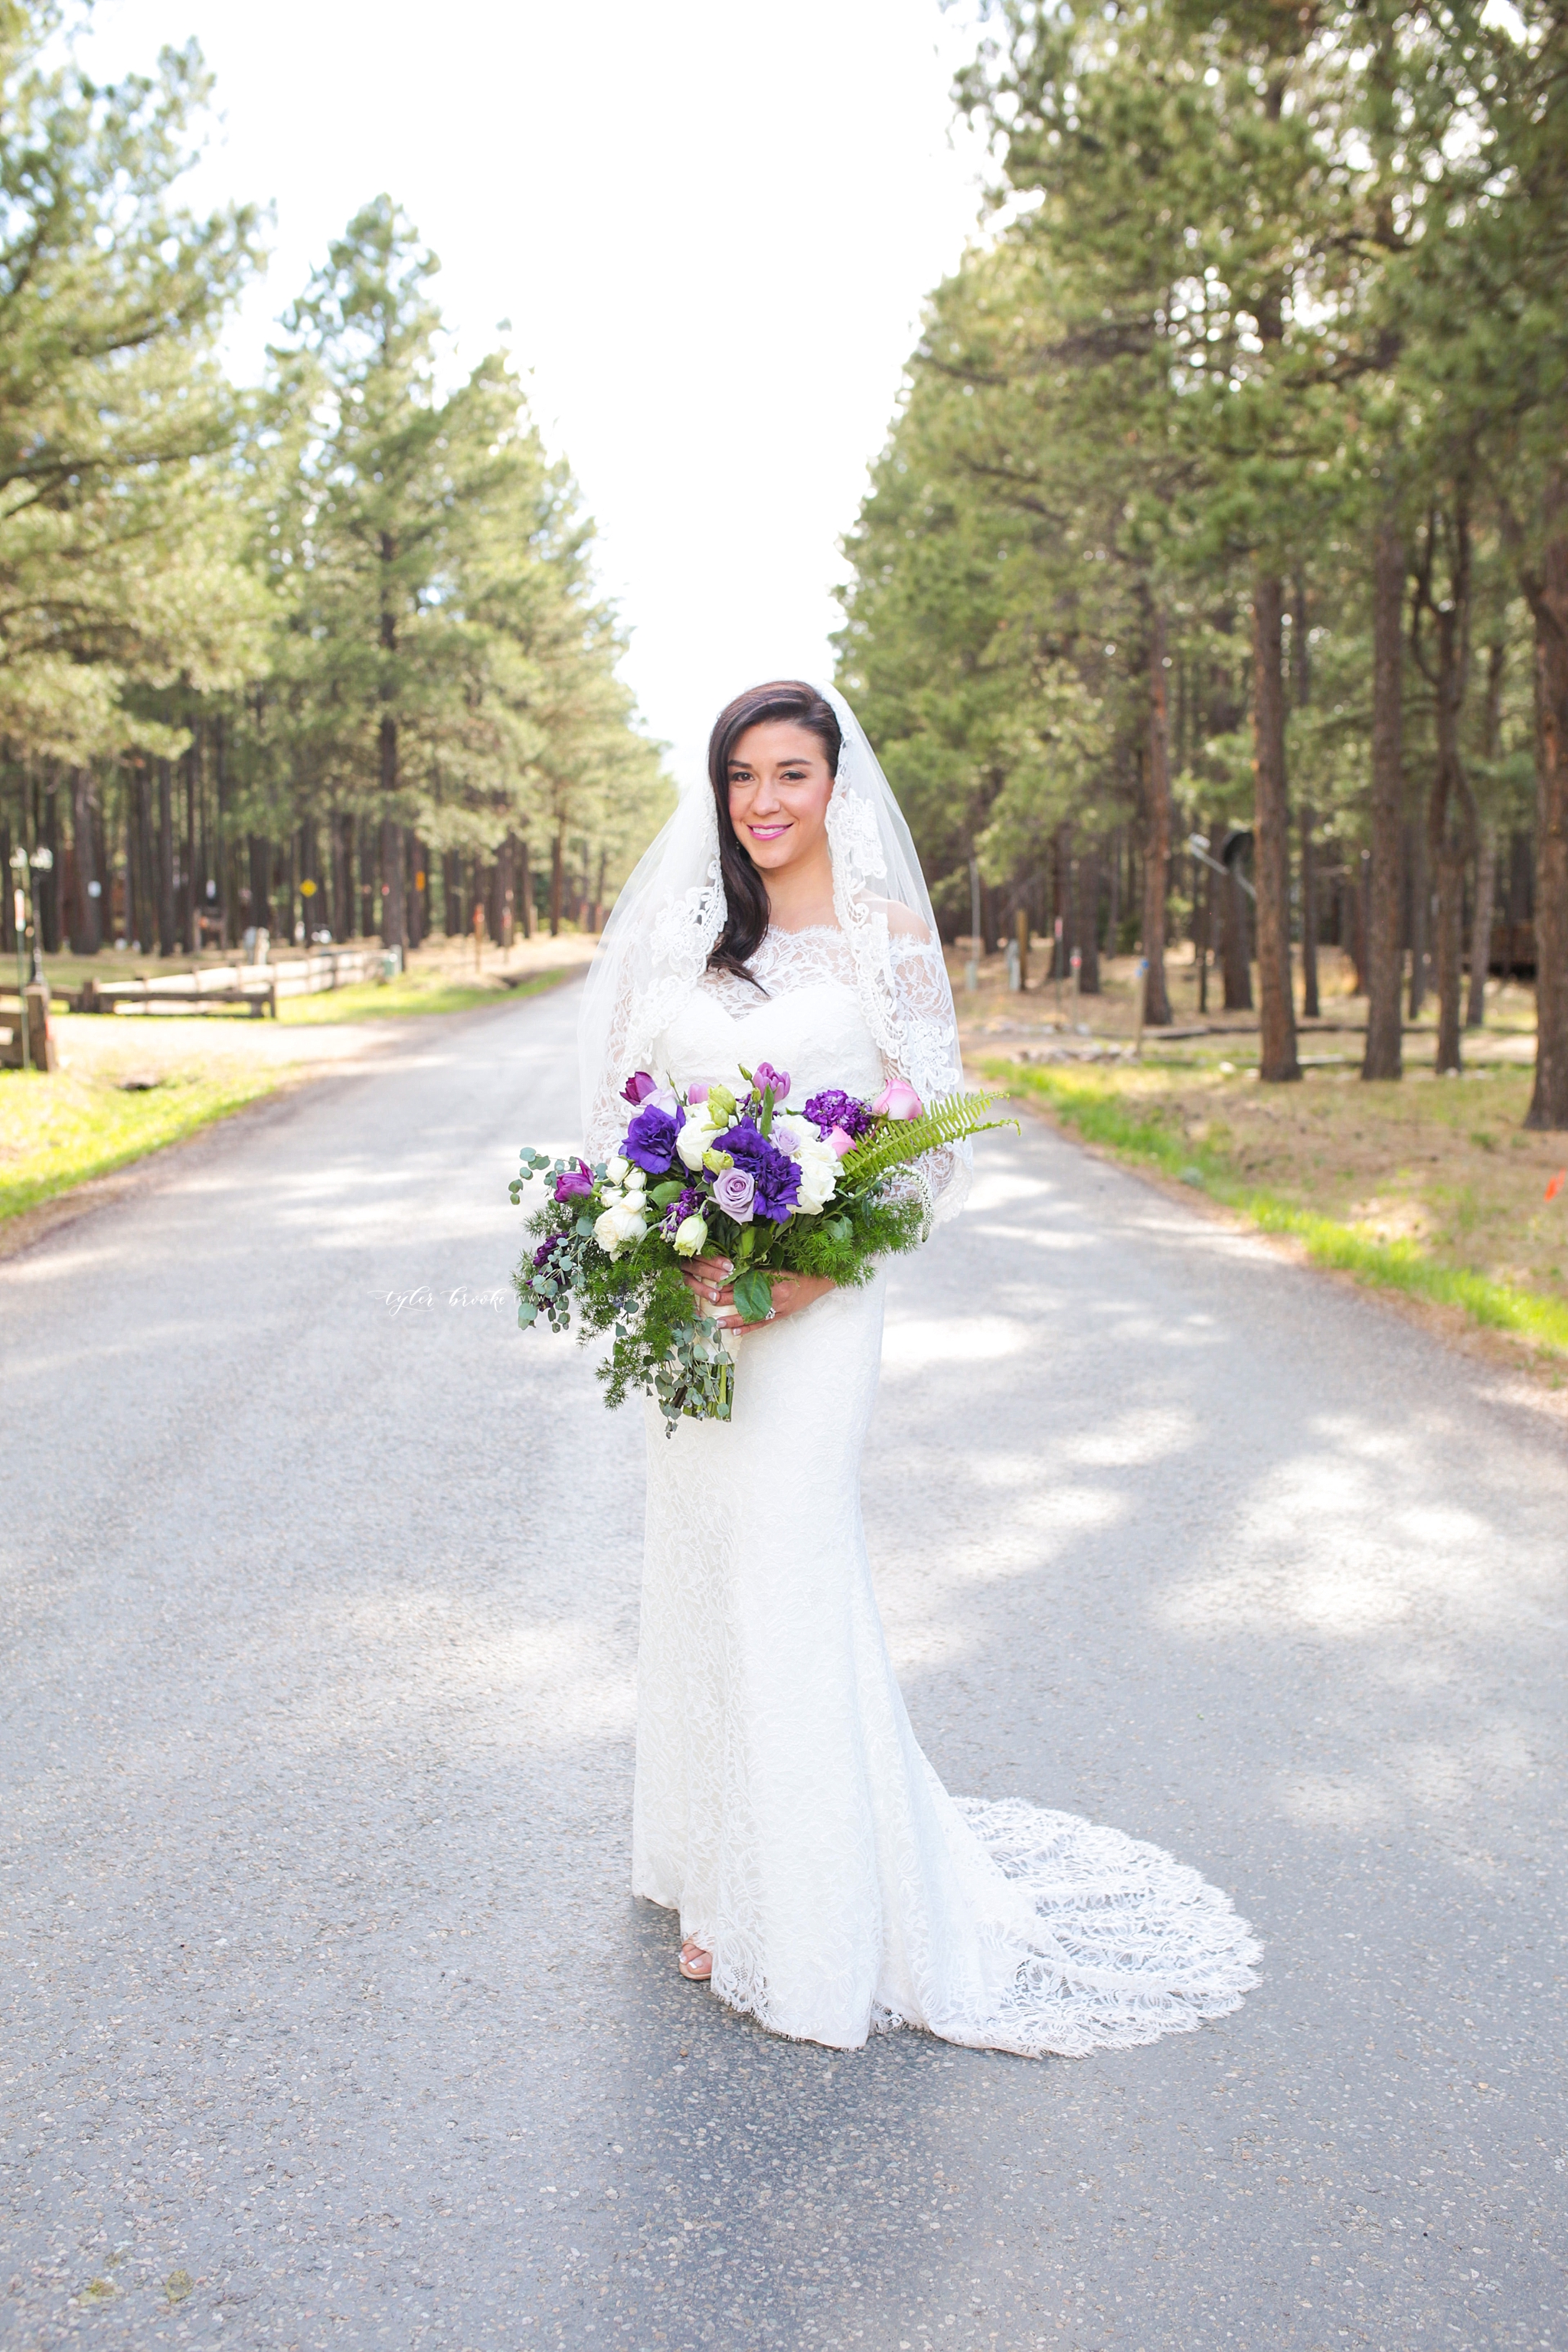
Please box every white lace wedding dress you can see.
[630,922,1260,2056]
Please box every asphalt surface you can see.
[3,976,1565,2352]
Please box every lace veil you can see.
[578,684,969,1220]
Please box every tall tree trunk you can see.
[37,772,59,953]
[1418,502,1475,1075]
[1468,823,1498,1031]
[381,816,405,951]
[69,768,100,954]
[498,835,517,947]
[1298,805,1318,1020]
[518,837,534,938]
[1220,850,1253,1011]
[247,835,272,939]
[407,833,426,949]
[1076,841,1101,994]
[182,741,198,953]
[1524,478,1568,1129]
[155,761,176,958]
[1142,608,1173,1024]
[1467,640,1506,1028]
[1293,580,1319,1019]
[1363,509,1405,1080]
[213,717,229,949]
[550,827,565,937]
[136,771,157,951]
[1251,575,1300,1080]
[1351,851,1370,996]
[123,775,139,950]
[1406,818,1429,1020]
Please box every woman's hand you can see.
[680,1254,835,1333]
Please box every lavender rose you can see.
[624,1100,684,1174]
[714,1117,802,1223]
[804,1088,874,1141]
[712,1167,756,1223]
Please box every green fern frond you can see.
[838,1090,1017,1188]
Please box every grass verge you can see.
[276,965,570,1023]
[982,1057,1568,1363]
[0,1065,285,1224]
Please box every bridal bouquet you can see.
[511,1064,1012,1429]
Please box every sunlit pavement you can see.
[3,978,1564,2352]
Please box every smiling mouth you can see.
[746,823,791,841]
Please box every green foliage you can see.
[508,1148,930,1431]
[838,1091,1018,1188]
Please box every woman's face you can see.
[726,721,835,875]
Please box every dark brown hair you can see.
[706,679,841,985]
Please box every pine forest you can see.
[0,9,668,975]
[835,0,1568,1128]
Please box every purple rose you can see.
[804,1088,874,1142]
[552,1157,594,1202]
[714,1116,802,1223]
[752,1061,791,1102]
[620,1071,658,1106]
[712,1167,756,1223]
[623,1100,684,1174]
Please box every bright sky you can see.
[83,0,990,789]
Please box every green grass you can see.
[0,1065,286,1223]
[984,1057,1568,1361]
[276,965,570,1024]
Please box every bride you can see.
[579,678,1259,2056]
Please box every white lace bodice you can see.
[642,924,965,1222]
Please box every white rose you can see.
[790,1132,840,1214]
[623,1162,647,1191]
[594,1200,646,1256]
[671,1213,708,1257]
[606,1154,631,1184]
[675,1116,715,1171]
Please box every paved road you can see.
[3,979,1565,2352]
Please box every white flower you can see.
[593,1200,647,1257]
[675,1109,719,1171]
[606,1154,631,1184]
[671,1213,708,1257]
[773,1116,836,1212]
[623,1163,647,1192]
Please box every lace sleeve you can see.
[883,933,971,1230]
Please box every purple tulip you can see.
[752,1061,791,1102]
[620,1071,658,1106]
[872,1079,923,1121]
[552,1157,595,1202]
[686,1081,710,1105]
[712,1167,756,1223]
